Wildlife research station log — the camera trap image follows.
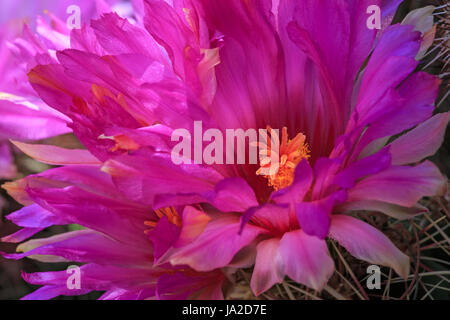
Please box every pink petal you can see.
[0,99,70,140]
[11,141,101,166]
[389,112,449,165]
[147,216,180,263]
[102,152,224,206]
[279,229,334,291]
[241,203,291,235]
[169,215,266,271]
[91,13,168,63]
[206,178,259,212]
[196,0,286,130]
[175,206,211,247]
[22,263,159,291]
[338,200,428,220]
[4,229,152,267]
[348,161,447,207]
[329,215,410,278]
[251,238,284,296]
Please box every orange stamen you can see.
[144,207,181,235]
[110,134,140,153]
[256,126,310,190]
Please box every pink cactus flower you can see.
[1,0,448,299]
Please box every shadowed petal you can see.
[329,215,410,278]
[338,200,428,220]
[0,142,16,179]
[157,271,225,300]
[21,285,91,300]
[251,238,284,296]
[1,227,45,243]
[240,203,291,235]
[3,229,153,267]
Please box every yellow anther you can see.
[256,126,310,190]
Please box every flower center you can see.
[256,127,310,191]
[144,207,181,234]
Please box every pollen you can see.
[144,207,181,234]
[256,127,310,191]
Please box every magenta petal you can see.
[21,285,91,300]
[0,99,70,141]
[311,157,342,199]
[22,263,159,293]
[103,153,223,206]
[279,229,334,291]
[143,1,195,70]
[329,215,410,278]
[1,227,44,243]
[196,0,285,130]
[147,216,180,263]
[348,161,447,207]
[154,193,207,210]
[99,288,156,300]
[156,177,258,212]
[206,177,259,212]
[25,184,148,246]
[333,147,391,189]
[361,24,420,94]
[271,159,313,204]
[358,71,439,157]
[70,23,104,55]
[169,215,266,271]
[352,25,421,129]
[21,262,159,300]
[4,230,152,267]
[295,190,347,239]
[5,204,68,228]
[381,0,404,23]
[91,13,168,63]
[289,0,379,119]
[240,203,291,235]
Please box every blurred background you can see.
[0,0,448,300]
